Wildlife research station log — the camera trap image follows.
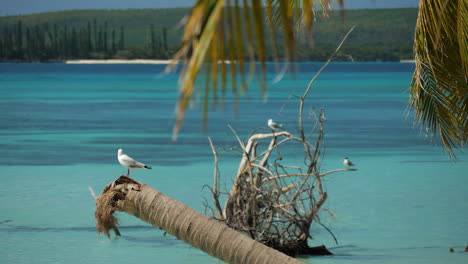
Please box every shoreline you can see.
[65,59,176,64]
[65,59,416,64]
[0,59,416,64]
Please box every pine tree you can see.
[15,20,23,58]
[0,28,4,60]
[4,27,13,59]
[53,24,58,57]
[93,19,98,52]
[87,21,93,52]
[70,27,79,58]
[34,25,43,60]
[119,26,125,50]
[162,26,168,57]
[64,25,69,58]
[111,28,116,56]
[44,22,54,59]
[150,24,156,58]
[24,27,31,60]
[103,21,108,56]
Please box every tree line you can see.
[0,20,171,61]
[0,7,417,62]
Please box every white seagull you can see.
[343,157,355,168]
[268,119,283,130]
[117,149,152,177]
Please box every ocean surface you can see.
[1,62,467,264]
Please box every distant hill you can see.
[0,8,417,62]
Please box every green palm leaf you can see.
[410,0,467,158]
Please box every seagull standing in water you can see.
[268,119,283,130]
[117,149,152,177]
[343,157,355,168]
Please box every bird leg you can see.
[126,168,130,177]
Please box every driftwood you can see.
[207,122,355,256]
[95,176,304,264]
[205,27,356,256]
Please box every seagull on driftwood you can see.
[268,119,283,130]
[117,149,152,177]
[343,157,355,168]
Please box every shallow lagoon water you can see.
[1,63,467,264]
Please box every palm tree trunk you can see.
[95,176,303,264]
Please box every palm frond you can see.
[172,0,226,140]
[171,0,339,138]
[410,0,468,158]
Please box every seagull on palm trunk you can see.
[117,149,152,177]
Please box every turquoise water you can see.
[1,63,467,264]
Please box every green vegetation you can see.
[305,8,417,61]
[0,8,417,62]
[0,9,177,61]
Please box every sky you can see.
[1,0,419,16]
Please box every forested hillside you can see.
[0,8,417,62]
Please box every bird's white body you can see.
[268,119,283,130]
[118,149,151,176]
[343,157,355,167]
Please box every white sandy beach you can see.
[66,59,176,64]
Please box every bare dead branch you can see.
[298,26,355,140]
[263,168,357,182]
[208,137,224,219]
[319,168,358,176]
[260,137,277,166]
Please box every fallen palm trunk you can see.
[95,176,304,264]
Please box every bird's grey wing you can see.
[120,154,145,168]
